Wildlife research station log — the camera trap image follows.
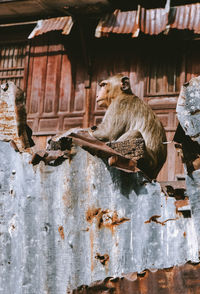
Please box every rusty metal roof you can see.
[28,16,74,39]
[27,4,200,39]
[95,3,200,38]
[140,6,168,35]
[95,9,140,38]
[171,3,200,33]
[95,7,169,37]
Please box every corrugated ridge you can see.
[95,9,139,38]
[170,3,200,33]
[28,16,73,39]
[95,3,200,38]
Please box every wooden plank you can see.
[83,88,90,128]
[43,44,62,115]
[0,67,24,71]
[0,75,23,79]
[38,118,59,133]
[29,45,48,116]
[59,53,72,113]
[23,44,30,92]
[63,117,83,130]
[26,45,35,116]
[73,59,85,113]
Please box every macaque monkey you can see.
[91,74,167,179]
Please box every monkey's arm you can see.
[91,102,125,142]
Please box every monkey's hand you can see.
[88,126,98,137]
[88,129,95,137]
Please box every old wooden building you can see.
[1,1,200,181]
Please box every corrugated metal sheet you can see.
[140,7,168,35]
[95,9,140,38]
[0,141,199,293]
[28,16,74,39]
[0,81,31,152]
[95,7,168,37]
[95,3,200,38]
[171,4,200,34]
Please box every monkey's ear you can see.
[121,76,131,93]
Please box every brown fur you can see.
[92,74,167,179]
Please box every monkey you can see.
[90,74,167,179]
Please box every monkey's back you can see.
[117,95,167,170]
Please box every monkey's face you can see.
[96,80,110,108]
[96,75,132,108]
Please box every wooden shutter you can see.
[0,44,26,89]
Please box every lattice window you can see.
[0,44,26,88]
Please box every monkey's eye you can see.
[99,82,107,87]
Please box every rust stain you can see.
[174,199,189,209]
[0,100,8,108]
[73,262,200,293]
[58,226,65,240]
[95,253,109,266]
[82,228,89,232]
[62,194,68,206]
[1,125,14,130]
[183,232,186,238]
[86,207,130,232]
[62,190,71,208]
[3,116,15,122]
[86,207,101,224]
[145,215,178,226]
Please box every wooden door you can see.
[26,43,86,136]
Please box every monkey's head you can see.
[96,74,132,108]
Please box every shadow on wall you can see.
[105,162,149,198]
